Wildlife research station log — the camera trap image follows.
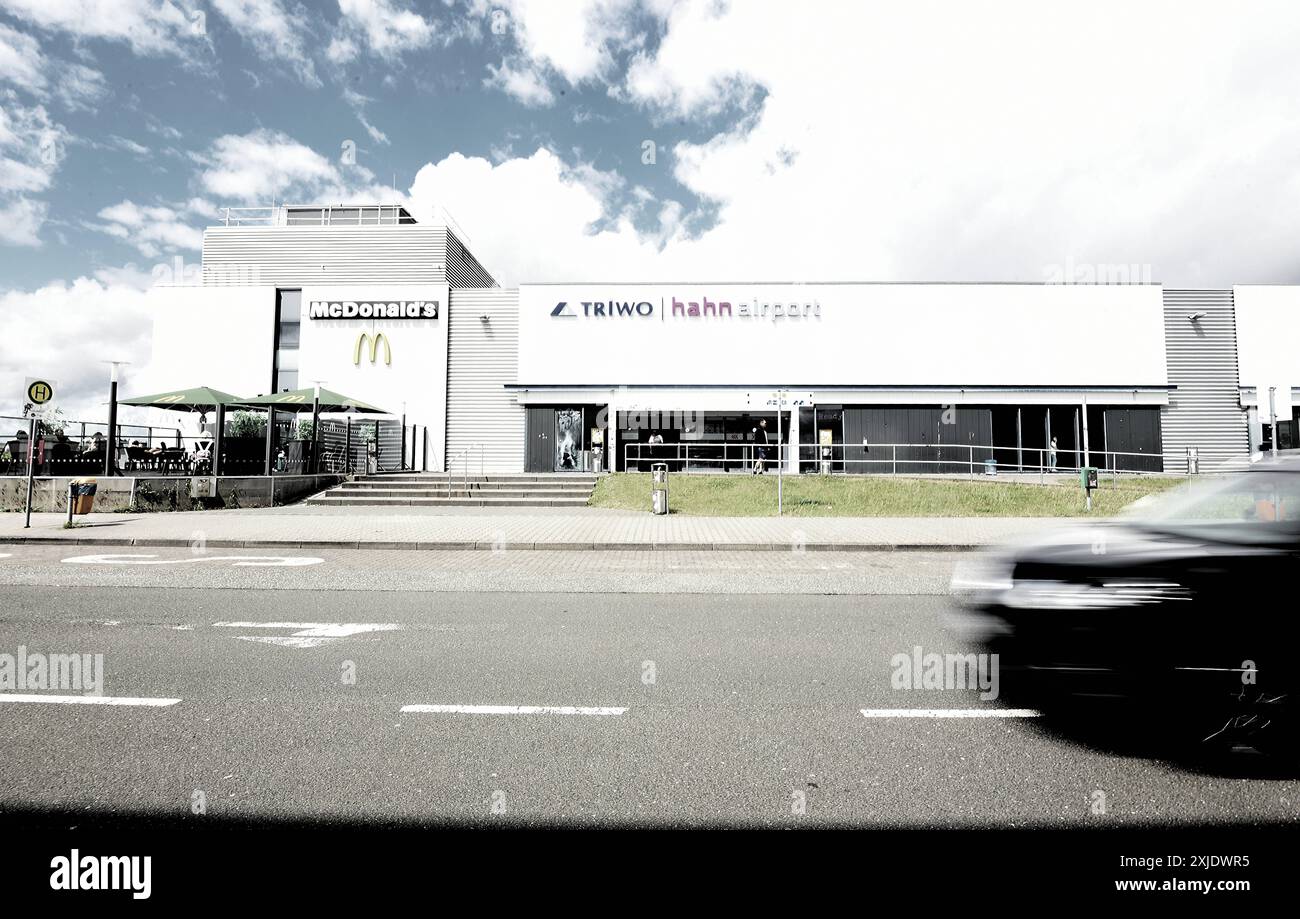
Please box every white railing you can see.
[623,441,1219,480]
[218,205,413,228]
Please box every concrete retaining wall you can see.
[0,474,344,513]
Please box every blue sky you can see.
[3,0,1300,414]
[0,0,746,290]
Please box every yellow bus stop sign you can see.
[26,378,55,405]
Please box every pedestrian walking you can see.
[752,419,770,474]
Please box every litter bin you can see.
[651,462,669,515]
[69,477,97,515]
[983,458,997,476]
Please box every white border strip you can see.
[860,708,1040,718]
[0,694,181,707]
[401,704,627,716]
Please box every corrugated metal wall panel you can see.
[201,226,449,286]
[446,288,524,472]
[1160,290,1250,472]
[444,229,497,288]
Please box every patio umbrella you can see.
[237,387,387,414]
[238,388,389,474]
[118,385,245,413]
[116,385,246,475]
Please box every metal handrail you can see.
[623,441,1227,478]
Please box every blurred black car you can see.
[948,456,1300,755]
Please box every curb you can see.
[0,535,985,553]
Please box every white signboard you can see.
[518,284,1168,389]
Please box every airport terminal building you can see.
[145,204,1299,475]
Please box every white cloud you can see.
[212,0,321,87]
[0,22,46,92]
[0,0,204,57]
[89,199,205,258]
[325,34,358,63]
[0,94,64,244]
[0,195,45,245]
[195,128,397,205]
[0,23,109,109]
[342,87,389,146]
[484,59,554,106]
[335,0,435,55]
[438,0,1300,288]
[408,147,687,286]
[476,0,641,106]
[0,276,155,419]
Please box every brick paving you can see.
[0,506,1072,551]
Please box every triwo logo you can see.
[354,331,392,366]
[550,300,654,319]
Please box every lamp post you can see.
[103,360,129,476]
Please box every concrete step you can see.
[354,476,599,485]
[305,495,592,508]
[336,483,595,494]
[321,487,595,499]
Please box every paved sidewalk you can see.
[0,506,1074,551]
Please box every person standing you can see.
[752,419,770,474]
[1048,435,1059,472]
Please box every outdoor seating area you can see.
[2,384,403,480]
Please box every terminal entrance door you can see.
[526,406,593,472]
[526,407,553,472]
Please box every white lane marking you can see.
[860,708,1040,718]
[0,553,12,560]
[0,693,181,707]
[401,704,628,716]
[63,554,323,567]
[214,621,401,649]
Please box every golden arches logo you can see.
[353,332,392,366]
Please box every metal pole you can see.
[264,408,274,476]
[777,393,784,516]
[310,391,321,475]
[1016,407,1022,473]
[1081,397,1091,469]
[105,375,118,476]
[213,403,225,476]
[400,413,407,470]
[344,415,352,475]
[1269,386,1278,459]
[23,416,36,529]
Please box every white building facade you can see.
[141,204,1296,475]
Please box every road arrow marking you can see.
[214,621,401,648]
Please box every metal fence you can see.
[0,415,184,477]
[0,413,429,478]
[623,441,1230,478]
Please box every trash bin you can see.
[651,462,668,515]
[70,477,97,514]
[983,458,997,476]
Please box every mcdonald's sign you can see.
[354,331,392,366]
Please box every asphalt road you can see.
[1,545,1298,829]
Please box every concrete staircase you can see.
[306,473,598,508]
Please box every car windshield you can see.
[1125,468,1300,543]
